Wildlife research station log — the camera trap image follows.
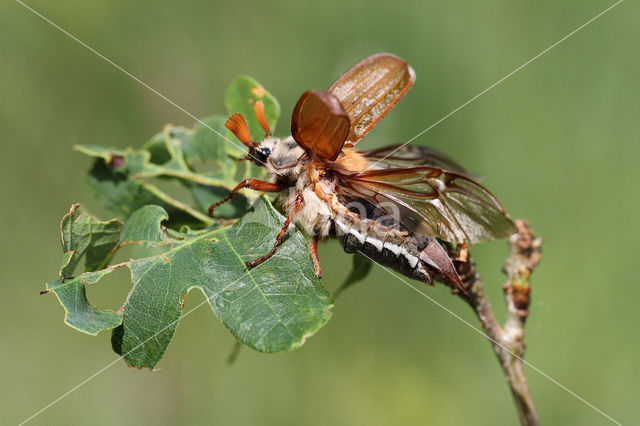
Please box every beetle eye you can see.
[252,146,271,165]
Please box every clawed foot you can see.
[245,259,262,270]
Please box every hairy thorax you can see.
[280,166,335,238]
[262,136,371,238]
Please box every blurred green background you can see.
[2,0,638,424]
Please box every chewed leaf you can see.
[143,119,237,182]
[60,204,122,279]
[74,77,280,228]
[76,146,214,226]
[47,267,124,335]
[119,205,170,248]
[112,198,332,367]
[141,118,248,218]
[47,199,333,368]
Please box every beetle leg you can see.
[246,193,304,270]
[208,179,282,216]
[308,236,322,279]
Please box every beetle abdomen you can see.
[332,211,434,285]
[331,209,464,291]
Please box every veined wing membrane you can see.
[361,144,470,175]
[337,167,515,244]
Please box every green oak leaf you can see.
[47,266,124,335]
[182,116,251,217]
[119,205,171,248]
[333,254,373,298]
[138,121,250,218]
[143,131,173,165]
[76,145,214,226]
[141,119,236,183]
[74,76,281,228]
[59,203,122,279]
[46,199,333,368]
[188,116,235,176]
[187,183,249,219]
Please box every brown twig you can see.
[453,220,543,426]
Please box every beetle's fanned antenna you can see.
[225,113,255,147]
[254,100,271,137]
